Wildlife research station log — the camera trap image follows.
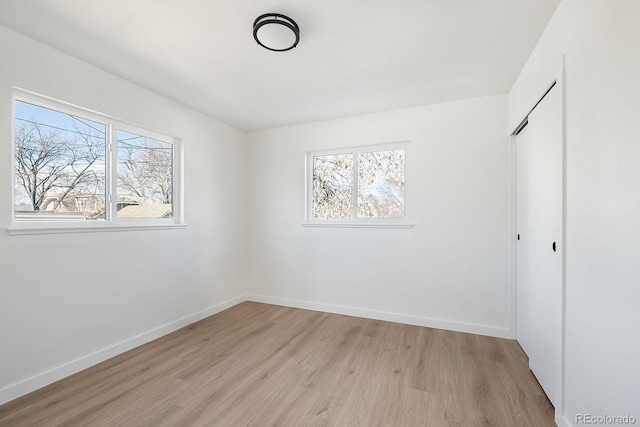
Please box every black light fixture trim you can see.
[253,13,300,52]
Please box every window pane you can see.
[312,153,353,220]
[14,101,106,221]
[116,130,173,219]
[358,149,405,218]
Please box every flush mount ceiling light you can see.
[253,13,300,52]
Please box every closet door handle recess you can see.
[552,241,557,252]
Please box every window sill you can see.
[302,222,414,229]
[7,223,187,236]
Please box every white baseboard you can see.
[246,293,510,339]
[558,414,572,427]
[0,294,245,406]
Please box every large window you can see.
[307,143,408,226]
[11,91,182,233]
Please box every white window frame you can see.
[304,141,413,228]
[8,88,185,235]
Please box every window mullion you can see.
[107,124,118,221]
[352,151,358,221]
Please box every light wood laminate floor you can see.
[0,302,555,426]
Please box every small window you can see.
[307,143,407,225]
[11,90,182,233]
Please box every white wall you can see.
[246,95,511,337]
[509,1,640,425]
[0,25,247,404]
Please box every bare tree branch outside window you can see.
[14,101,106,220]
[116,130,173,219]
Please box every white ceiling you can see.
[0,0,560,131]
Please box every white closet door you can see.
[516,124,530,356]
[527,85,563,407]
